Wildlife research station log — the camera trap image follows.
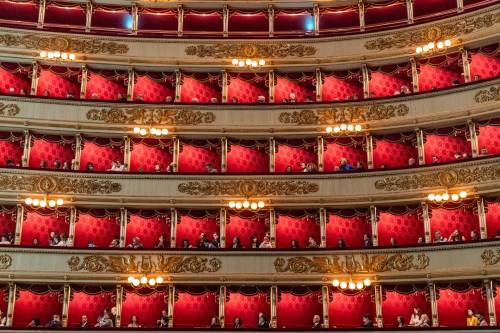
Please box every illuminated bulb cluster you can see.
[232,58,266,68]
[25,197,64,208]
[128,276,164,287]
[427,191,467,202]
[228,200,265,210]
[332,279,371,290]
[133,127,169,137]
[416,40,452,54]
[326,124,362,134]
[39,51,76,61]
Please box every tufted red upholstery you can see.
[13,288,63,327]
[437,288,488,327]
[36,68,80,99]
[0,287,7,318]
[85,73,127,101]
[323,139,366,172]
[67,290,114,327]
[429,206,479,241]
[226,212,269,248]
[28,136,74,169]
[227,144,269,173]
[74,211,120,248]
[0,207,15,239]
[424,134,471,163]
[322,76,363,101]
[0,65,31,95]
[0,132,23,166]
[477,125,500,156]
[178,142,220,173]
[122,290,168,328]
[276,290,322,328]
[130,139,173,172]
[126,213,170,248]
[173,290,218,328]
[225,291,270,328]
[133,76,175,102]
[486,202,500,239]
[180,76,221,103]
[470,53,500,80]
[79,141,124,172]
[275,76,315,103]
[369,72,410,98]
[326,213,370,248]
[276,213,320,249]
[373,140,417,169]
[227,77,268,103]
[377,212,424,246]
[20,210,69,246]
[328,289,375,328]
[418,64,462,92]
[382,290,431,328]
[275,143,316,173]
[176,213,219,248]
[496,286,500,323]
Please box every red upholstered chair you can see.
[275,139,317,173]
[328,288,376,328]
[377,206,425,246]
[20,208,69,246]
[183,9,223,37]
[477,119,500,156]
[319,6,359,35]
[13,285,63,327]
[173,287,219,328]
[226,211,269,248]
[0,206,16,243]
[85,70,128,101]
[225,287,270,328]
[176,210,219,248]
[79,137,124,172]
[121,288,168,328]
[228,11,268,37]
[0,62,31,95]
[373,133,418,169]
[418,53,464,92]
[321,70,363,102]
[36,66,81,99]
[74,209,120,248]
[276,287,322,328]
[381,286,431,327]
[323,137,367,172]
[0,0,38,26]
[429,202,480,243]
[178,139,220,173]
[133,72,175,102]
[227,73,268,103]
[180,73,222,103]
[423,126,472,164]
[227,139,269,173]
[485,200,500,239]
[28,134,75,169]
[276,210,320,249]
[91,5,131,34]
[275,73,316,103]
[67,286,115,327]
[137,8,177,36]
[326,209,370,248]
[129,138,173,172]
[470,44,500,80]
[364,1,407,31]
[274,9,313,37]
[44,2,86,30]
[436,284,488,327]
[126,210,170,248]
[368,63,412,98]
[0,131,24,167]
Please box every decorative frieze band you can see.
[185,43,316,58]
[178,180,319,196]
[474,85,500,103]
[0,103,20,117]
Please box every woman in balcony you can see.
[127,315,141,328]
[466,309,479,326]
[409,307,422,326]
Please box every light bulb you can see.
[459,191,467,198]
[332,280,340,287]
[56,198,64,206]
[416,47,423,54]
[148,278,156,286]
[451,194,459,201]
[54,51,61,58]
[155,276,164,284]
[258,59,265,66]
[25,198,33,205]
[235,202,242,209]
[355,125,362,131]
[150,128,157,135]
[347,124,354,131]
[40,200,47,208]
[155,131,161,136]
[47,52,54,59]
[161,129,169,135]
[435,194,442,202]
[40,51,47,58]
[242,200,250,208]
[348,282,356,290]
[422,45,429,52]
[140,276,148,284]
[356,282,364,290]
[427,194,435,201]
[257,201,265,209]
[48,200,56,208]
[228,201,236,209]
[333,126,340,133]
[251,61,257,67]
[232,59,239,65]
[69,53,76,60]
[250,202,258,210]
[238,61,245,67]
[340,282,347,289]
[442,193,450,201]
[326,126,333,133]
[444,39,451,47]
[340,124,347,131]
[139,129,147,136]
[32,199,40,206]
[428,42,435,49]
[128,276,135,283]
[245,59,252,65]
[363,279,371,286]
[437,42,444,49]
[132,279,140,287]
[133,127,140,133]
[61,53,68,60]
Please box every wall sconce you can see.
[128,275,164,288]
[228,200,265,210]
[416,39,452,55]
[427,191,467,202]
[25,196,64,208]
[332,278,371,290]
[133,127,169,137]
[39,51,76,61]
[326,124,362,134]
[232,58,266,68]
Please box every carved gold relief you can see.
[365,13,499,50]
[481,249,500,265]
[375,165,500,191]
[0,103,20,117]
[178,180,319,196]
[279,104,409,125]
[474,86,500,103]
[0,34,128,55]
[0,174,121,194]
[185,43,316,58]
[68,255,221,274]
[87,107,215,125]
[0,254,12,270]
[274,253,429,274]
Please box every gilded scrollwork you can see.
[87,107,215,126]
[0,174,121,194]
[178,180,319,196]
[68,255,221,274]
[278,104,409,125]
[374,165,500,191]
[0,254,12,270]
[0,103,20,117]
[274,253,429,274]
[0,34,128,55]
[365,13,499,50]
[481,249,500,266]
[474,86,500,103]
[185,43,316,58]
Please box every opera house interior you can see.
[0,0,499,331]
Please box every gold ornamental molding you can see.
[0,174,122,194]
[86,107,215,125]
[68,255,221,274]
[0,103,20,117]
[374,165,500,191]
[0,254,12,270]
[279,104,409,125]
[185,43,316,58]
[481,249,500,266]
[0,34,129,55]
[365,12,499,50]
[274,253,429,274]
[178,180,319,196]
[474,85,500,103]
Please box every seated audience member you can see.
[470,230,480,241]
[339,158,354,171]
[19,88,26,95]
[206,163,218,174]
[154,164,161,173]
[181,239,191,248]
[210,316,221,328]
[8,87,14,94]
[454,152,462,160]
[0,310,6,326]
[467,309,478,326]
[196,233,210,248]
[462,152,469,159]
[408,157,416,166]
[0,236,11,245]
[257,312,268,328]
[27,317,41,327]
[433,230,447,243]
[400,85,411,95]
[355,161,365,171]
[380,163,387,169]
[135,94,143,102]
[48,231,60,246]
[117,93,126,101]
[409,307,421,326]
[191,97,199,103]
[231,236,242,249]
[109,239,120,248]
[259,235,272,249]
[452,79,460,86]
[307,163,317,172]
[46,314,62,328]
[337,238,346,248]
[361,314,373,328]
[86,162,94,171]
[300,162,308,173]
[62,160,71,170]
[5,160,14,167]
[257,95,266,103]
[431,156,440,164]
[306,236,319,248]
[108,160,124,172]
[448,229,465,242]
[480,147,488,156]
[363,234,373,248]
[95,311,113,328]
[91,92,99,100]
[210,232,220,248]
[210,97,218,103]
[53,160,61,169]
[477,313,488,326]
[128,315,141,328]
[55,233,68,247]
[390,237,397,246]
[285,166,293,173]
[417,236,424,244]
[87,240,96,248]
[43,90,50,97]
[473,74,481,81]
[165,96,173,103]
[305,96,313,102]
[397,315,405,327]
[290,239,299,249]
[66,91,75,99]
[157,310,169,328]
[249,235,259,249]
[419,313,430,327]
[312,314,322,329]
[80,314,89,328]
[40,160,48,169]
[231,97,238,103]
[32,238,40,247]
[156,235,167,248]
[127,236,144,249]
[289,93,296,103]
[167,163,175,172]
[233,317,243,328]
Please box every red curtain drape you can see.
[276,210,320,248]
[67,286,115,327]
[20,208,69,246]
[173,287,218,328]
[74,209,120,248]
[277,287,322,329]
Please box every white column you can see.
[468,120,479,158]
[68,207,77,247]
[313,4,320,36]
[73,134,82,170]
[366,135,374,170]
[269,137,276,173]
[167,285,175,327]
[175,71,182,102]
[317,136,324,172]
[219,208,226,248]
[37,0,46,28]
[21,130,31,168]
[270,286,278,328]
[177,5,184,37]
[361,64,369,99]
[268,5,274,38]
[461,48,471,83]
[30,61,39,96]
[374,284,383,327]
[428,282,439,327]
[321,285,329,328]
[115,285,124,328]
[222,5,229,37]
[484,279,497,326]
[123,136,131,171]
[268,70,275,103]
[477,198,488,239]
[218,286,226,327]
[221,137,228,173]
[406,0,414,24]
[127,68,135,101]
[6,283,16,327]
[269,209,276,247]
[80,65,88,100]
[422,202,432,243]
[319,207,327,248]
[370,205,378,246]
[358,0,365,32]
[14,204,23,245]
[61,284,71,327]
[119,208,127,248]
[456,0,464,13]
[416,129,425,165]
[85,1,92,32]
[411,57,419,93]
[172,137,180,172]
[170,208,177,248]
[131,4,138,35]
[221,70,228,103]
[315,68,323,101]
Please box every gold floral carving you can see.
[0,34,128,55]
[474,86,499,103]
[0,254,12,270]
[365,12,499,50]
[178,180,319,196]
[68,255,221,274]
[87,107,215,125]
[0,174,121,194]
[274,253,429,274]
[481,249,500,266]
[279,104,409,125]
[375,165,500,191]
[185,43,316,58]
[0,103,20,117]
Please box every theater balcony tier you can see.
[0,5,498,66]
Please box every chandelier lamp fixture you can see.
[228,200,265,210]
[133,127,169,137]
[39,50,76,61]
[128,275,164,288]
[326,124,362,134]
[332,278,371,290]
[427,191,468,202]
[24,196,64,208]
[231,58,266,68]
[415,39,452,55]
